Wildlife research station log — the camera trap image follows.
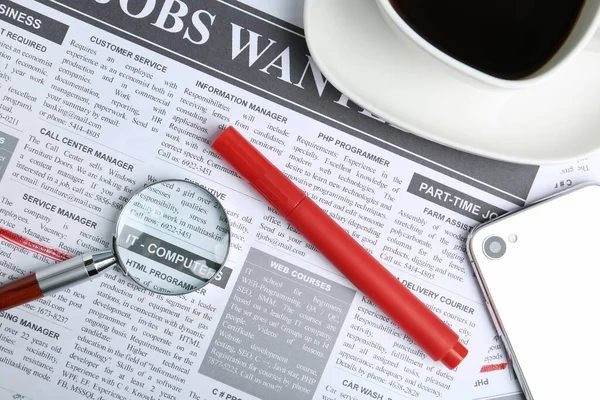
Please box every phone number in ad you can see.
[0,113,19,126]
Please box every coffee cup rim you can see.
[376,0,600,90]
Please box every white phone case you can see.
[468,184,600,400]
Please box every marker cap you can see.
[212,127,306,217]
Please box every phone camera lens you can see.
[483,236,506,259]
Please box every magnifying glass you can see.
[0,179,231,311]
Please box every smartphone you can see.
[468,183,600,400]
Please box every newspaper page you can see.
[0,1,540,399]
[527,157,596,201]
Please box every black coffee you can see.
[389,0,585,80]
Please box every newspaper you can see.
[0,1,542,399]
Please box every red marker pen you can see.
[212,127,467,369]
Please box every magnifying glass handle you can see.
[0,251,117,312]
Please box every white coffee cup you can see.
[375,0,600,89]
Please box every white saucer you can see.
[304,0,600,164]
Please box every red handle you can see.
[0,274,43,311]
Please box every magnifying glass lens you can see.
[115,180,230,295]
